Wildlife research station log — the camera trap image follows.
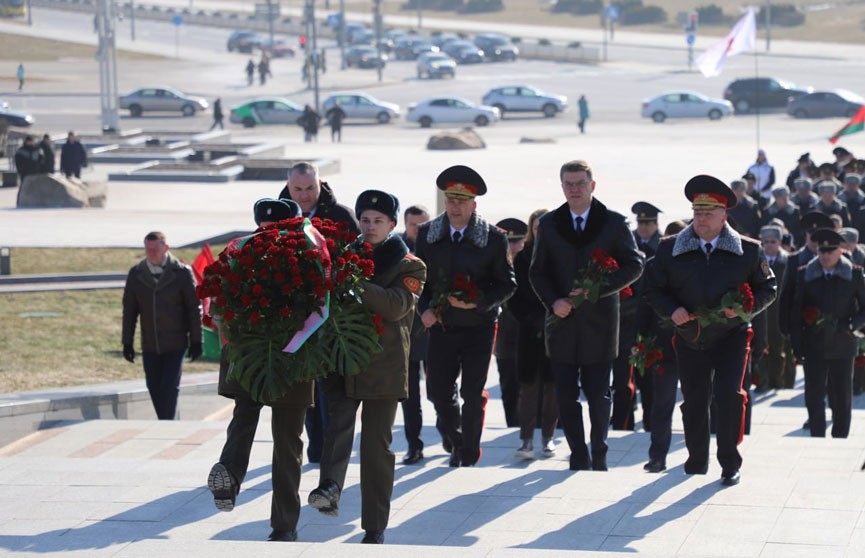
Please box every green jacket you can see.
[341,234,427,400]
[122,253,202,354]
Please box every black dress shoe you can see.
[643,459,666,473]
[442,438,454,454]
[268,529,298,542]
[308,479,341,516]
[591,456,608,471]
[448,451,461,467]
[721,470,741,486]
[402,449,424,465]
[361,530,385,544]
[207,463,239,512]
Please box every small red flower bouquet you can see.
[197,217,381,402]
[802,305,836,333]
[619,286,634,301]
[692,283,755,327]
[629,334,663,377]
[571,247,620,309]
[431,271,482,322]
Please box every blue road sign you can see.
[686,33,695,45]
[605,5,619,21]
[172,15,182,26]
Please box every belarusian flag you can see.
[829,105,865,144]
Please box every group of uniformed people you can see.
[203,145,865,542]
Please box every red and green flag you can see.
[829,105,865,144]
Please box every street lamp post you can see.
[310,0,320,112]
[373,0,382,83]
[96,0,120,132]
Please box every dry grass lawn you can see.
[8,246,227,275]
[0,32,165,62]
[0,289,217,393]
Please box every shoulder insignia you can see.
[760,259,771,277]
[403,276,421,293]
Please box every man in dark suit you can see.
[415,165,517,467]
[529,159,644,471]
[645,175,776,486]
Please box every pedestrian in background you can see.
[39,134,55,174]
[14,135,43,186]
[245,59,255,86]
[299,104,321,143]
[210,98,224,130]
[122,231,202,420]
[17,63,24,91]
[577,94,589,134]
[325,101,346,143]
[60,131,88,179]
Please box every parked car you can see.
[482,85,566,117]
[350,29,376,46]
[229,98,303,128]
[322,92,400,123]
[443,41,484,64]
[416,52,456,79]
[787,90,865,119]
[723,77,812,113]
[227,30,263,53]
[119,87,209,117]
[406,97,500,127]
[258,39,295,58]
[0,98,8,111]
[0,108,34,127]
[431,32,461,49]
[345,23,370,44]
[641,91,733,123]
[473,33,519,62]
[345,46,387,69]
[393,38,438,60]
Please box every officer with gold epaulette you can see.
[645,175,776,486]
[790,228,865,438]
[415,165,517,467]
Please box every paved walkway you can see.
[2,371,865,557]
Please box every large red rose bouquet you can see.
[197,217,380,402]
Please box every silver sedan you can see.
[119,87,209,117]
[406,97,500,128]
[641,91,733,123]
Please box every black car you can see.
[442,41,484,64]
[227,30,263,53]
[473,33,519,62]
[723,77,812,113]
[393,38,438,60]
[345,46,387,69]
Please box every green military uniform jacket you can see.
[344,234,427,401]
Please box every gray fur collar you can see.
[426,212,489,248]
[673,223,743,257]
[804,255,854,282]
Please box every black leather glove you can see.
[188,342,203,362]
[123,344,135,363]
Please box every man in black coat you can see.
[60,131,87,179]
[727,179,762,239]
[416,165,517,467]
[14,135,43,185]
[278,161,359,464]
[645,175,776,486]
[399,203,431,465]
[790,228,865,438]
[761,186,801,246]
[39,134,55,173]
[529,160,643,471]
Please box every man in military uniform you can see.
[609,201,661,430]
[308,190,426,544]
[815,180,851,227]
[761,186,801,246]
[834,146,855,179]
[753,225,790,390]
[493,218,529,428]
[840,228,865,266]
[792,178,819,216]
[645,175,776,485]
[840,174,864,226]
[790,228,865,438]
[727,179,762,238]
[786,152,816,189]
[278,161,360,464]
[632,202,662,257]
[207,198,314,542]
[529,160,643,471]
[416,165,516,467]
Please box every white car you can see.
[322,92,400,124]
[406,97,500,127]
[119,86,208,117]
[641,91,733,123]
[482,85,567,117]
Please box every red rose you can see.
[258,296,270,307]
[738,283,755,313]
[252,284,264,296]
[241,294,253,307]
[202,314,214,328]
[215,296,227,307]
[223,310,235,322]
[280,307,292,318]
[273,272,285,283]
[249,311,261,324]
[802,306,820,325]
[620,286,633,300]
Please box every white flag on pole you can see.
[696,9,757,78]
